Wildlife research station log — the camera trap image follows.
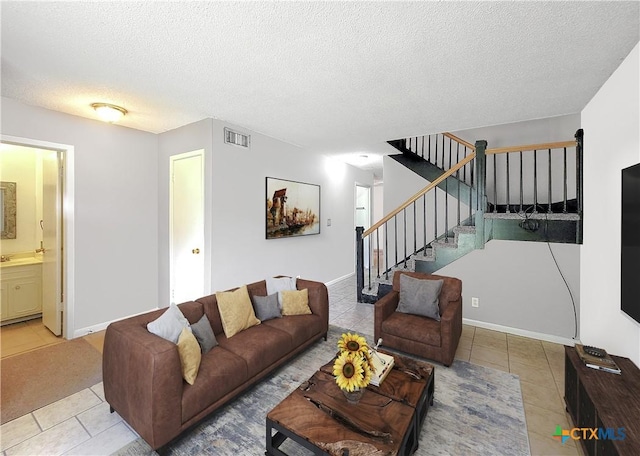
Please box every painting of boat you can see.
[266,177,320,239]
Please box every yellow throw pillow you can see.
[177,327,201,385]
[281,289,312,316]
[216,285,261,338]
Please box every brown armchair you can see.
[374,271,462,367]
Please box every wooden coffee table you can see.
[266,351,434,455]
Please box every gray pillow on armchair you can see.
[397,274,444,321]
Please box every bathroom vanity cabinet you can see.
[0,262,43,323]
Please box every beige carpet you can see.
[1,338,102,424]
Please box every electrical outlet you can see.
[471,297,479,308]
[327,218,331,226]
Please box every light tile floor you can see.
[0,318,64,359]
[1,275,583,455]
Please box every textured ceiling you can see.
[1,1,639,174]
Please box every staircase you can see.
[356,130,584,303]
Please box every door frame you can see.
[1,134,74,339]
[355,183,372,269]
[169,149,205,304]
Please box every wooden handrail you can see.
[443,132,476,151]
[363,152,476,237]
[486,140,576,155]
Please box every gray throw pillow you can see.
[252,293,282,321]
[147,304,190,344]
[397,275,444,321]
[191,314,218,354]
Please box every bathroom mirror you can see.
[1,181,16,239]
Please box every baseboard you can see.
[325,272,354,287]
[463,318,579,346]
[73,306,160,338]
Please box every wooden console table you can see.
[564,346,640,456]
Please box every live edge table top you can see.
[266,352,434,456]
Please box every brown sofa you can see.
[102,277,328,450]
[374,271,462,366]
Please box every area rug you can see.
[0,338,102,424]
[114,325,529,455]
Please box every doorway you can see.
[0,143,64,336]
[169,150,205,304]
[355,184,371,268]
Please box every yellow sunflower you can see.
[333,351,365,392]
[337,332,369,354]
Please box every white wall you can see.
[158,118,374,299]
[440,240,580,342]
[1,97,159,336]
[209,119,373,291]
[581,43,640,365]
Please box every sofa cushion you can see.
[266,276,297,306]
[397,274,443,321]
[263,314,324,347]
[191,314,218,354]
[177,327,201,385]
[252,293,282,321]
[181,346,248,423]
[147,304,190,344]
[281,289,312,316]
[381,312,442,347]
[217,325,292,378]
[216,285,261,338]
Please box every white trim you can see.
[73,306,161,338]
[325,272,354,287]
[1,135,75,339]
[463,317,578,346]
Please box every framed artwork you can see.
[266,177,320,239]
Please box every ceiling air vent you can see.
[224,128,250,148]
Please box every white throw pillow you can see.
[147,304,190,343]
[266,276,297,306]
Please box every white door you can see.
[42,150,62,335]
[170,151,204,304]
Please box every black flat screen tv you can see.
[621,162,640,324]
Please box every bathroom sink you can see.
[0,257,43,268]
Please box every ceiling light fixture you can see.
[91,102,127,123]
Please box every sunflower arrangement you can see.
[332,332,376,392]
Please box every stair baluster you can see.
[394,217,398,267]
[413,201,417,255]
[457,142,461,226]
[384,224,389,280]
[403,208,407,268]
[519,151,524,213]
[563,147,568,213]
[376,228,380,279]
[506,153,511,213]
[493,154,498,213]
[420,195,424,257]
[548,148,553,213]
[533,149,538,213]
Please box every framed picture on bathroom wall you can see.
[266,177,320,239]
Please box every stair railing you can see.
[359,129,584,302]
[391,133,476,187]
[356,149,476,302]
[484,129,582,218]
